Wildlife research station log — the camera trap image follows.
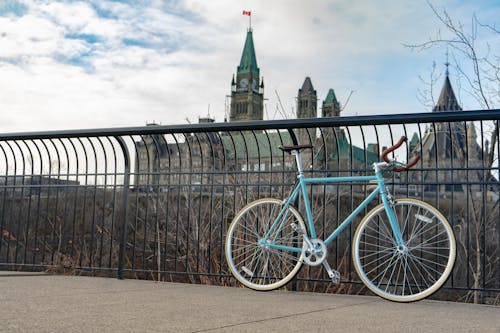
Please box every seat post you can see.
[291,150,304,176]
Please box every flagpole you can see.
[243,10,252,31]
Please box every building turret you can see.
[322,88,341,118]
[297,77,317,119]
[433,64,462,112]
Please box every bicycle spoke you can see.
[226,199,304,290]
[358,246,394,261]
[354,199,455,302]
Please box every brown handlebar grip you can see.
[393,155,420,172]
[381,136,420,172]
[381,136,408,163]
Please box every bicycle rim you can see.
[353,198,456,302]
[225,198,305,291]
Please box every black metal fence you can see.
[0,110,499,304]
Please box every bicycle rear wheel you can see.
[353,198,456,302]
[225,198,305,291]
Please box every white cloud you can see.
[0,0,498,133]
[34,1,97,32]
[0,15,60,58]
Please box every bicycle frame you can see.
[263,151,405,254]
[227,137,455,301]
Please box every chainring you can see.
[302,238,327,266]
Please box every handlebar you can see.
[381,136,420,172]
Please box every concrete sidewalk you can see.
[1,272,498,333]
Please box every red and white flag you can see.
[242,10,251,16]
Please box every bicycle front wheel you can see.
[353,198,456,302]
[225,198,306,291]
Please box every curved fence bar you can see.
[0,109,499,304]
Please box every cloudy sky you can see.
[0,0,498,133]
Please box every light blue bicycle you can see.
[225,136,456,302]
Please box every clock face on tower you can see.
[239,78,248,89]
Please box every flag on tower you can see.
[242,10,251,16]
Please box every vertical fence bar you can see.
[115,136,131,280]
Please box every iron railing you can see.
[0,109,499,304]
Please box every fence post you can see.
[115,136,131,280]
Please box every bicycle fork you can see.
[375,166,406,250]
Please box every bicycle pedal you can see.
[322,260,341,285]
[329,270,341,284]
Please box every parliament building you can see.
[134,26,492,200]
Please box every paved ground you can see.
[0,271,498,333]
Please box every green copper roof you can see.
[222,131,292,160]
[237,30,259,76]
[221,131,378,167]
[332,137,379,166]
[410,132,420,146]
[324,89,340,108]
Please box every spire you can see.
[433,71,462,112]
[324,89,340,109]
[322,88,340,118]
[299,77,315,93]
[297,77,317,119]
[410,132,420,146]
[237,30,259,76]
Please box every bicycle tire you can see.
[225,198,306,291]
[353,198,456,302]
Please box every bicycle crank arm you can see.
[322,260,340,284]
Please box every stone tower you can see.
[319,88,344,168]
[296,77,317,119]
[293,76,317,170]
[412,65,484,196]
[322,89,341,118]
[229,28,264,122]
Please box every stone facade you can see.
[408,70,496,199]
[134,29,381,190]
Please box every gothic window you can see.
[445,135,451,158]
[237,103,245,114]
[455,132,466,155]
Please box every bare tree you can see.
[416,61,442,110]
[406,1,499,164]
[406,3,499,303]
